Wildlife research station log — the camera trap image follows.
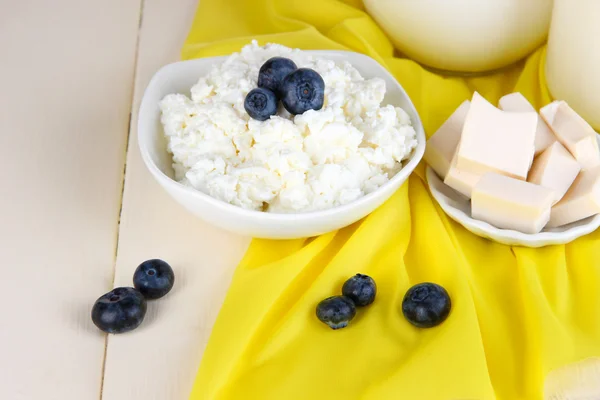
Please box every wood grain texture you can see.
[0,0,142,399]
[100,0,251,399]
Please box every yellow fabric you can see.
[182,1,600,399]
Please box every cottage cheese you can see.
[159,41,417,213]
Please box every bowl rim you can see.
[138,50,426,222]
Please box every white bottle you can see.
[546,0,600,130]
[363,0,553,74]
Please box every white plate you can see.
[426,136,600,247]
[138,50,425,239]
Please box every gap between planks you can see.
[98,0,147,398]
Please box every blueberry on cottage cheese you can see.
[244,87,278,121]
[342,274,376,307]
[133,259,175,300]
[316,295,357,330]
[258,57,297,95]
[91,287,147,334]
[159,42,418,213]
[402,283,451,328]
[280,68,325,115]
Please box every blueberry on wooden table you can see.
[91,287,147,334]
[342,274,377,307]
[244,87,278,121]
[258,56,297,95]
[402,283,451,328]
[280,68,325,115]
[316,295,356,330]
[133,259,175,300]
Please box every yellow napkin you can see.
[183,0,600,398]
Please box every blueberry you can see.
[402,283,451,328]
[91,287,147,334]
[280,68,325,115]
[258,57,297,95]
[316,295,356,330]
[133,259,175,300]
[342,274,377,307]
[244,87,278,121]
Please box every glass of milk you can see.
[363,0,552,74]
[546,0,600,130]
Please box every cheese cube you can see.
[457,92,537,180]
[498,92,556,155]
[444,143,482,198]
[547,167,600,228]
[540,100,562,126]
[424,100,471,179]
[546,102,600,170]
[472,172,555,234]
[527,142,581,204]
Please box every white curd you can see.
[160,42,417,213]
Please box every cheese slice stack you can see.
[540,100,561,126]
[456,92,537,180]
[498,92,556,155]
[423,100,470,179]
[444,142,482,198]
[547,167,600,228]
[527,142,580,204]
[425,91,600,234]
[546,102,600,170]
[472,173,555,234]
[442,92,537,198]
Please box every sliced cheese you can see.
[547,167,600,228]
[498,92,556,155]
[527,142,581,204]
[540,100,562,126]
[457,92,537,180]
[471,172,555,234]
[546,102,600,170]
[424,100,471,179]
[444,143,482,198]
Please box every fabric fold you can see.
[180,0,600,398]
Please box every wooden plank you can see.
[100,0,251,399]
[0,0,142,399]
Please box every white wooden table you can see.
[0,1,250,399]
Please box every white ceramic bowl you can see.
[138,51,426,239]
[426,137,600,247]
